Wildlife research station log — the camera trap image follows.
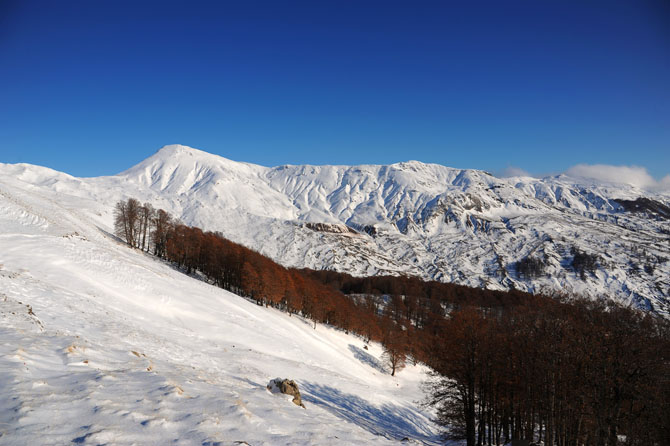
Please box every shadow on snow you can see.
[348,344,388,374]
[301,381,442,445]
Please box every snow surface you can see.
[0,174,442,444]
[3,144,669,316]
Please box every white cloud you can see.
[497,166,534,178]
[565,164,670,191]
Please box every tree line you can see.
[113,198,380,335]
[114,198,669,445]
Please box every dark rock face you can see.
[267,378,305,408]
[615,197,670,220]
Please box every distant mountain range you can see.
[3,144,669,315]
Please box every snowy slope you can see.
[2,144,669,316]
[0,173,441,444]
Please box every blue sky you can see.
[1,0,668,180]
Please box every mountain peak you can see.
[155,144,203,156]
[150,145,252,168]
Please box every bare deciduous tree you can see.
[114,198,141,247]
[151,208,172,257]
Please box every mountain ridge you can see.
[2,144,669,316]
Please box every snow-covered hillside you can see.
[0,168,441,444]
[2,144,669,316]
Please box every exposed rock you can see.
[304,222,358,235]
[615,197,670,220]
[267,378,305,408]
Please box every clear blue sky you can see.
[1,0,668,178]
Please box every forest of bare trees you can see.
[114,198,670,446]
[422,300,669,446]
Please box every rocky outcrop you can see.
[304,222,358,235]
[267,378,305,408]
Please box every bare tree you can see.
[151,208,172,257]
[113,198,141,247]
[139,202,154,251]
[113,200,130,244]
[381,319,408,376]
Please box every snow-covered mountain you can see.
[2,144,669,316]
